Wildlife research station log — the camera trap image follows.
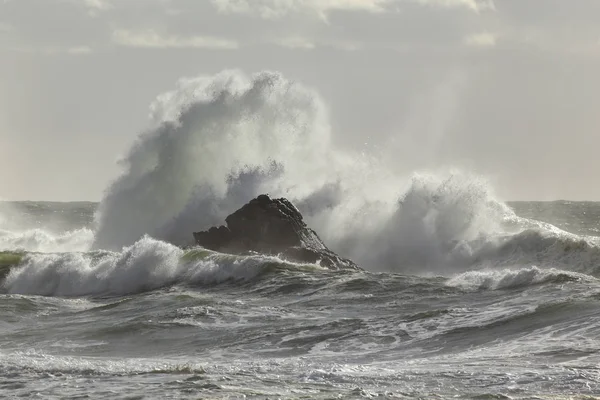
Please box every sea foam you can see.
[89,70,520,273]
[3,236,296,296]
[0,228,94,253]
[3,70,600,277]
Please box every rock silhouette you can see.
[193,194,358,270]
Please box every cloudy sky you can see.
[1,0,599,201]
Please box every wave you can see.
[5,230,600,298]
[447,266,595,291]
[91,70,348,251]
[0,349,208,376]
[2,69,600,278]
[2,236,319,297]
[87,69,522,273]
[471,228,600,273]
[0,228,94,253]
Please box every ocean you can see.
[1,199,600,399]
[2,71,600,399]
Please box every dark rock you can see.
[193,194,358,270]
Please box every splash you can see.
[92,70,340,251]
[88,69,532,273]
[322,172,515,273]
[3,69,591,276]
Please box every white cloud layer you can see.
[211,0,493,18]
[84,0,112,10]
[413,0,494,12]
[211,0,390,18]
[6,45,93,55]
[112,29,239,49]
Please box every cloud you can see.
[414,0,494,12]
[464,31,497,47]
[112,29,239,49]
[211,0,493,18]
[211,0,390,19]
[62,0,113,16]
[7,45,93,55]
[273,36,316,50]
[269,36,362,51]
[84,0,112,10]
[326,41,362,51]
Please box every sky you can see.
[1,0,599,201]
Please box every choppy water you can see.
[1,200,600,399]
[3,70,600,399]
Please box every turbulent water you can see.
[2,70,600,399]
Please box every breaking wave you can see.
[0,228,94,253]
[92,70,347,251]
[2,69,600,279]
[88,69,519,272]
[2,236,311,296]
[447,266,595,291]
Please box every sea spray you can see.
[91,69,521,273]
[92,70,340,251]
[1,69,589,275]
[3,69,596,276]
[0,228,94,253]
[311,172,515,273]
[0,201,95,253]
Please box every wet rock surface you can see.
[193,195,358,270]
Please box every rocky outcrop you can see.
[193,195,358,270]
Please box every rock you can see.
[193,194,358,270]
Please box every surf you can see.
[1,237,326,297]
[86,69,517,273]
[2,69,600,285]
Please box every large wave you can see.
[89,69,519,272]
[2,69,600,280]
[92,70,347,250]
[3,236,309,296]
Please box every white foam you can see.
[0,228,94,253]
[322,172,515,273]
[92,70,342,251]
[3,236,290,296]
[89,69,522,273]
[0,348,206,375]
[447,266,594,291]
[1,68,587,276]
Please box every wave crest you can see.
[88,69,525,273]
[0,228,94,253]
[3,236,312,297]
[447,266,594,291]
[3,69,600,279]
[92,70,338,251]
